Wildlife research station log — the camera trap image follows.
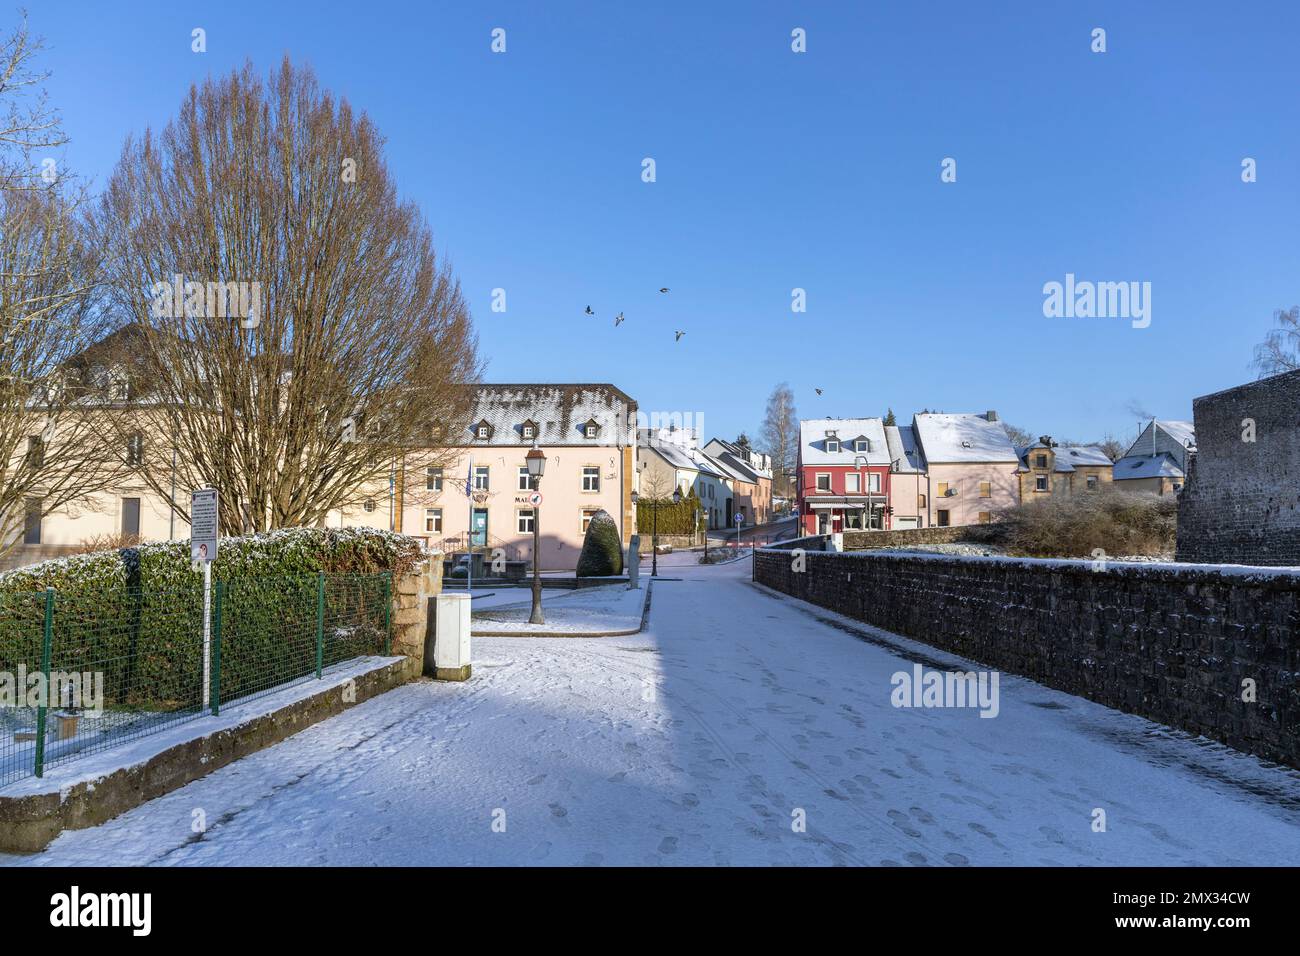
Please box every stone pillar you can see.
[390,554,443,680]
[627,534,641,589]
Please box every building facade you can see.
[911,412,1020,527]
[1015,439,1114,500]
[1113,420,1195,495]
[796,418,892,534]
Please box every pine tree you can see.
[883,408,897,426]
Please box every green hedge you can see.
[636,489,705,536]
[0,528,421,713]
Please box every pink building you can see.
[910,412,1020,527]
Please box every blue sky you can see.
[30,1,1300,447]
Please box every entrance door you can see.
[817,511,829,534]
[122,497,141,538]
[470,508,488,547]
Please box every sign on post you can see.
[190,488,219,563]
[191,488,219,710]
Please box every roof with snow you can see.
[1017,444,1114,473]
[1157,420,1196,449]
[704,451,762,484]
[913,413,1019,464]
[1113,453,1185,480]
[460,384,635,446]
[799,418,890,465]
[884,424,925,473]
[641,440,725,478]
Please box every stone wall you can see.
[843,524,1001,551]
[391,553,443,677]
[755,547,1300,769]
[1177,368,1300,566]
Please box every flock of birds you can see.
[582,287,823,395]
[586,288,685,341]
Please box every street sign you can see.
[190,488,219,562]
[735,513,744,525]
[528,492,543,506]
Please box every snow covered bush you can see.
[992,488,1177,558]
[576,510,623,577]
[0,528,425,712]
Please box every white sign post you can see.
[191,489,219,710]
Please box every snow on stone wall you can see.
[755,546,1300,769]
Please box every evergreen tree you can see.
[576,509,623,577]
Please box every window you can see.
[518,466,532,491]
[25,435,43,469]
[363,499,376,513]
[581,509,600,533]
[425,508,442,533]
[426,467,443,492]
[477,425,489,439]
[122,497,141,537]
[127,432,144,467]
[978,512,991,524]
[937,509,950,527]
[1035,475,1048,492]
[979,481,991,498]
[517,509,535,534]
[473,466,489,491]
[826,439,840,453]
[868,473,881,493]
[854,439,868,453]
[1035,454,1048,469]
[23,498,41,544]
[1086,474,1098,491]
[937,482,950,497]
[845,473,860,493]
[585,423,598,439]
[815,473,831,492]
[522,424,536,440]
[917,493,927,509]
[845,510,863,529]
[582,466,600,492]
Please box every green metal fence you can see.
[0,572,393,789]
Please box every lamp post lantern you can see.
[525,443,546,625]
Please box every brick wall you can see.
[1177,368,1300,565]
[755,547,1300,769]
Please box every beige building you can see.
[6,383,638,574]
[1112,419,1195,496]
[1015,439,1114,500]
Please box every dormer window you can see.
[826,439,840,453]
[583,418,601,439]
[853,438,871,453]
[521,419,538,440]
[474,419,494,441]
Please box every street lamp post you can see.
[525,443,546,625]
[698,507,707,563]
[648,487,682,578]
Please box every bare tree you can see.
[1000,421,1035,447]
[760,382,797,496]
[93,59,480,535]
[1252,306,1300,378]
[0,11,67,193]
[0,17,124,558]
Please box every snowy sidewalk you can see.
[470,584,647,635]
[6,558,1300,866]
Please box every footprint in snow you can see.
[526,774,547,785]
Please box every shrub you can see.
[0,527,424,712]
[991,488,1177,558]
[576,510,623,577]
[635,488,704,536]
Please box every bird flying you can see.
[674,330,685,341]
[585,305,594,315]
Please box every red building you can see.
[796,418,893,534]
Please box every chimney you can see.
[985,410,999,422]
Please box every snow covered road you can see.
[7,557,1300,866]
